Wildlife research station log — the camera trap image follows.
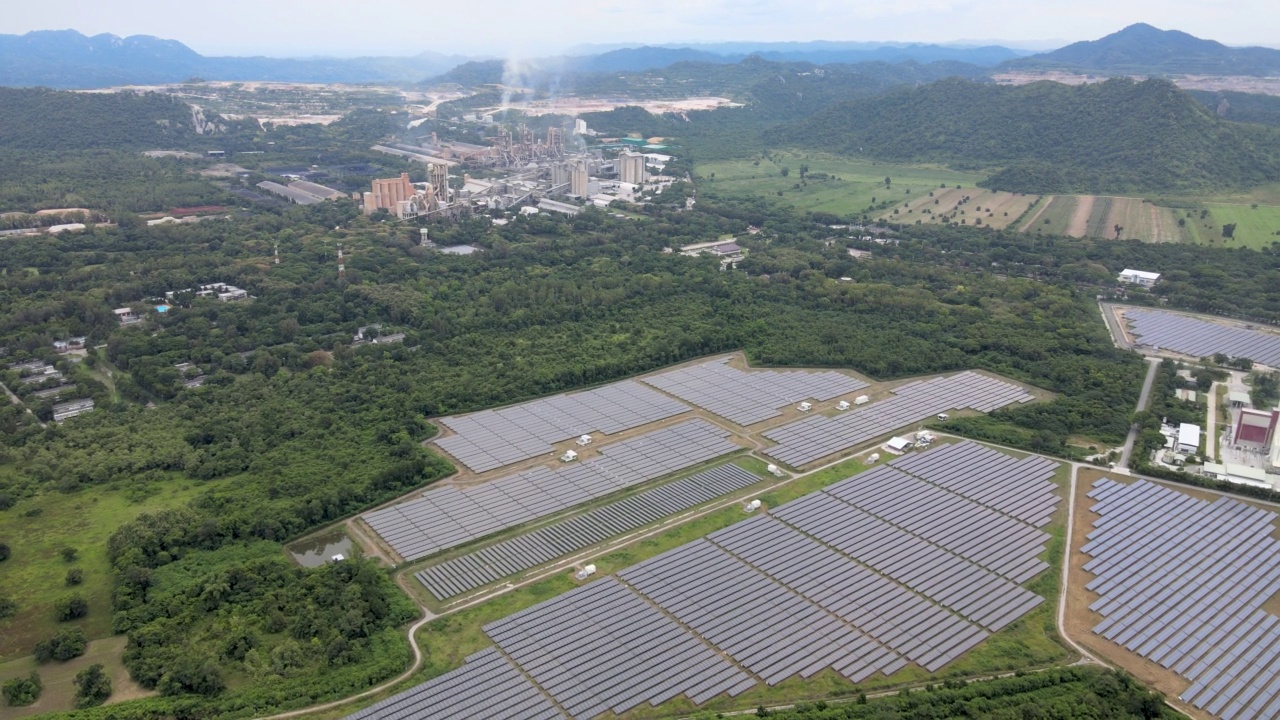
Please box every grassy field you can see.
[0,636,151,718]
[877,188,1039,230]
[0,473,219,661]
[1022,196,1078,235]
[696,152,984,217]
[1195,203,1280,249]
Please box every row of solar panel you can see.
[762,372,1034,467]
[415,464,762,600]
[365,420,738,561]
[888,441,1060,527]
[484,578,756,719]
[348,443,1057,720]
[1127,310,1280,368]
[1084,478,1280,720]
[435,380,691,472]
[641,358,867,426]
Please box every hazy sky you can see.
[3,0,1276,57]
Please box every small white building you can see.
[1118,269,1161,287]
[884,437,912,454]
[835,400,850,411]
[576,434,593,446]
[1178,423,1202,454]
[867,453,881,464]
[743,499,762,513]
[560,449,579,463]
[574,564,597,580]
[797,401,812,412]
[854,395,870,405]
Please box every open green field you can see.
[1021,195,1077,235]
[696,151,984,217]
[0,473,218,661]
[878,188,1039,230]
[0,636,151,718]
[1196,203,1280,249]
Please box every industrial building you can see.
[1235,408,1279,450]
[1118,268,1161,287]
[617,151,646,186]
[52,398,95,423]
[1177,422,1202,454]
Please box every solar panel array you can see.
[484,577,755,718]
[416,464,762,600]
[709,516,988,672]
[762,372,1035,467]
[641,358,868,426]
[620,540,905,684]
[344,647,565,720]
[822,465,1051,583]
[890,441,1060,527]
[350,443,1058,720]
[771,490,1044,632]
[1127,309,1280,368]
[1084,478,1280,720]
[365,420,739,561]
[434,381,691,473]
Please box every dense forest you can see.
[769,78,1280,193]
[729,667,1173,719]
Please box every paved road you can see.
[1119,357,1162,470]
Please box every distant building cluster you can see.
[1118,268,1161,287]
[165,283,249,303]
[257,179,346,205]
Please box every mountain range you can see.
[3,24,1280,90]
[1005,23,1280,76]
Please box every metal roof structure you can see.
[416,464,762,600]
[1084,478,1280,720]
[762,372,1034,467]
[434,380,690,473]
[366,420,738,561]
[350,443,1058,720]
[642,358,868,426]
[1127,310,1280,368]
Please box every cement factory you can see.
[361,118,679,221]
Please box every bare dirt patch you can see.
[1066,195,1095,237]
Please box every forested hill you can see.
[1007,23,1280,76]
[769,77,1280,194]
[0,88,237,151]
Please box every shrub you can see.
[54,593,88,621]
[34,626,88,662]
[61,547,78,562]
[66,568,84,586]
[1,672,42,706]
[74,663,112,708]
[0,596,16,619]
[0,542,9,561]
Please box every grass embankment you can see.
[0,474,219,661]
[696,152,983,217]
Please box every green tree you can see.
[54,593,88,621]
[34,626,88,662]
[74,663,112,708]
[779,166,790,177]
[1,672,41,707]
[66,568,84,586]
[0,542,9,561]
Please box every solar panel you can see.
[343,647,565,720]
[434,380,692,473]
[762,372,1034,467]
[1126,310,1280,368]
[364,442,1058,719]
[642,358,868,426]
[416,464,762,600]
[484,577,754,718]
[1082,478,1280,720]
[367,419,740,561]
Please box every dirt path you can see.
[1066,195,1095,237]
[1148,204,1168,243]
